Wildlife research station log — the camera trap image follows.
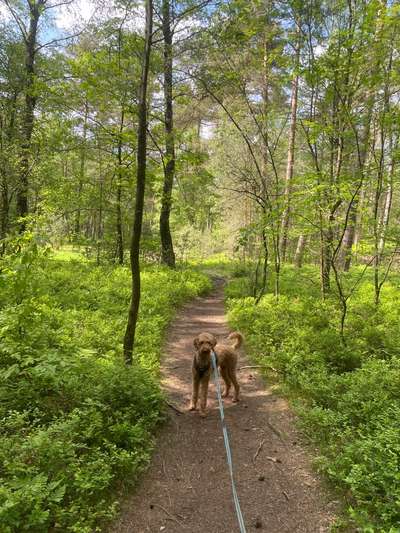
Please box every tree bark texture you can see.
[159,0,176,268]
[294,234,306,268]
[17,1,44,228]
[116,109,125,265]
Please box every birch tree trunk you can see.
[294,234,306,268]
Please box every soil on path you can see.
[110,280,338,533]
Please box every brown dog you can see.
[189,331,243,416]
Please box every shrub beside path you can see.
[110,280,339,532]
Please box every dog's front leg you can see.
[199,377,210,417]
[189,374,200,411]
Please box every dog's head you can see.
[193,332,217,355]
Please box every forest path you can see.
[110,279,338,533]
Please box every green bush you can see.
[0,238,211,531]
[226,265,400,531]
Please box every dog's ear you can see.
[211,335,217,348]
[193,336,199,350]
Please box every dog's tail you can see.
[228,331,243,349]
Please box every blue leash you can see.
[211,350,247,533]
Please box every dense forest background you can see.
[1,0,400,531]
[1,0,399,281]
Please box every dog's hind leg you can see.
[220,366,232,398]
[229,368,240,402]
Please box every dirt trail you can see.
[110,280,338,532]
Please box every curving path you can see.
[110,280,338,532]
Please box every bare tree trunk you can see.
[123,0,153,365]
[373,36,395,305]
[0,115,9,246]
[255,228,269,304]
[378,184,392,255]
[115,109,125,265]
[280,24,300,262]
[0,176,9,245]
[17,0,44,229]
[342,204,357,272]
[75,100,88,237]
[1,90,18,251]
[374,136,396,306]
[159,0,176,267]
[96,150,104,266]
[294,234,306,268]
[353,182,367,251]
[378,138,395,255]
[320,198,341,298]
[320,234,331,297]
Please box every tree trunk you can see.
[116,181,124,265]
[115,27,126,266]
[159,0,176,268]
[17,1,43,229]
[1,90,18,250]
[338,119,371,271]
[320,199,340,297]
[378,181,392,256]
[338,9,387,272]
[353,182,367,252]
[320,235,331,297]
[75,100,89,237]
[377,133,396,258]
[0,176,9,247]
[294,234,306,268]
[341,203,358,272]
[116,109,125,265]
[0,115,8,245]
[255,228,269,304]
[280,24,300,262]
[123,0,153,365]
[96,151,104,266]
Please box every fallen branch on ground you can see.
[152,503,185,528]
[253,439,266,463]
[165,400,184,414]
[266,456,282,464]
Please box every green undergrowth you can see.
[226,264,400,532]
[0,238,210,532]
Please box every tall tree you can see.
[280,22,300,263]
[159,0,176,267]
[123,0,153,364]
[2,0,45,227]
